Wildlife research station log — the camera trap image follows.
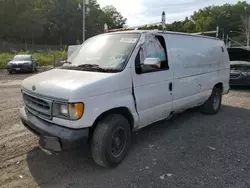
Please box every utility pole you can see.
[104,23,108,33]
[221,28,225,42]
[242,6,250,48]
[243,15,250,48]
[226,34,229,47]
[82,0,86,42]
[246,16,250,48]
[216,25,219,38]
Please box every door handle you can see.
[169,82,172,91]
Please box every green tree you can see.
[0,0,45,43]
[1,0,250,46]
[102,5,127,29]
[0,0,127,45]
[86,0,106,39]
[183,20,196,33]
[191,1,250,41]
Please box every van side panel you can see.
[167,34,229,112]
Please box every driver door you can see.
[132,34,174,128]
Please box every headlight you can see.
[242,72,250,76]
[53,103,69,118]
[53,102,84,120]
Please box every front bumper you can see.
[230,77,250,86]
[8,65,32,72]
[20,107,89,151]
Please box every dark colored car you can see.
[7,55,38,74]
[230,61,250,86]
[228,47,250,86]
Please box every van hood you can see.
[21,69,117,100]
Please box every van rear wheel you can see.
[200,87,222,115]
[91,114,131,168]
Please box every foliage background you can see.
[0,1,249,45]
[0,1,250,68]
[0,0,126,45]
[138,1,250,45]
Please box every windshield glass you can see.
[13,55,31,61]
[68,33,140,71]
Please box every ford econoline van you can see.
[20,30,230,168]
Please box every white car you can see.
[20,30,230,168]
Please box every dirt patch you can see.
[0,86,250,188]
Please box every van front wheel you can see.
[91,114,131,168]
[200,87,222,115]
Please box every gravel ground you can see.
[0,68,51,81]
[0,76,250,188]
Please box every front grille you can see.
[23,92,52,120]
[230,73,241,79]
[12,64,23,68]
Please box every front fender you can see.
[70,88,139,129]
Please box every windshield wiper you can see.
[60,63,120,73]
[78,64,121,73]
[77,64,100,68]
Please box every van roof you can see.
[106,30,220,40]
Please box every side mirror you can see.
[143,57,161,67]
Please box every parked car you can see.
[230,60,250,86]
[19,31,230,168]
[7,55,38,74]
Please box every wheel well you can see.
[214,83,223,91]
[89,107,134,138]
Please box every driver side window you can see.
[135,35,168,74]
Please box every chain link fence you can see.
[0,41,62,53]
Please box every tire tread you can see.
[91,114,131,168]
[200,87,222,115]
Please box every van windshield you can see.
[67,33,140,72]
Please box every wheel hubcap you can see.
[111,128,126,157]
[213,93,220,110]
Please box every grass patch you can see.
[0,51,67,69]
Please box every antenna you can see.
[104,23,108,33]
[162,11,166,32]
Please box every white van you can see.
[20,30,230,168]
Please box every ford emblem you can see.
[32,85,36,91]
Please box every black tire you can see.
[91,114,131,168]
[8,71,12,74]
[200,87,222,115]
